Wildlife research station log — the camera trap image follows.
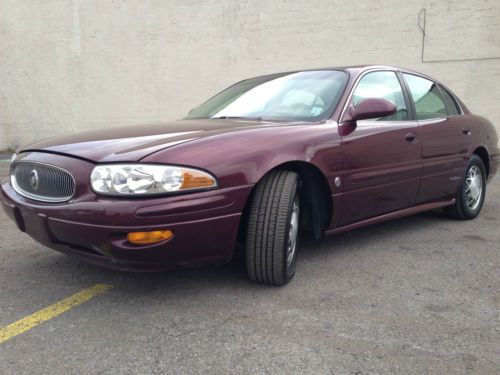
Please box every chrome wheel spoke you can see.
[286,197,299,268]
[464,166,483,210]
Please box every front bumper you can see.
[1,153,252,271]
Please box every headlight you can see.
[90,164,218,196]
[10,153,17,164]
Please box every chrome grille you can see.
[11,162,75,203]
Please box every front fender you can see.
[141,122,344,190]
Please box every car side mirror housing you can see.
[343,98,397,122]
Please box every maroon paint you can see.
[338,118,421,225]
[1,65,498,271]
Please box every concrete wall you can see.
[1,0,499,150]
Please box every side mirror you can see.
[343,98,397,122]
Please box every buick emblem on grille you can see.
[29,169,39,190]
[12,162,74,202]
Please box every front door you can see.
[339,70,421,225]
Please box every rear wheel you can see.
[444,155,486,220]
[246,170,300,286]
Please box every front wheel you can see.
[444,155,486,220]
[246,170,300,286]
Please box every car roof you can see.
[318,65,435,78]
[274,65,449,92]
[343,65,436,79]
[253,65,435,81]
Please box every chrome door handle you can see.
[405,132,418,143]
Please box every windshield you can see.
[185,70,348,122]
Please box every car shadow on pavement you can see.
[300,208,450,255]
[20,209,453,294]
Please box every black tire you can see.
[246,170,300,286]
[444,154,486,220]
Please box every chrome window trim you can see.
[339,68,464,123]
[10,161,76,203]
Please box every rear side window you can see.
[439,87,460,116]
[403,73,447,120]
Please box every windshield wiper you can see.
[210,116,263,121]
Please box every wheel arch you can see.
[473,146,490,178]
[238,160,333,242]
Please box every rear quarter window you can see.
[439,86,461,116]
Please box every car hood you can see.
[18,119,280,163]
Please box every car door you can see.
[401,73,472,203]
[339,70,421,225]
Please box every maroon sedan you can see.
[2,65,499,285]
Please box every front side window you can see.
[185,70,348,122]
[403,74,448,120]
[351,71,408,121]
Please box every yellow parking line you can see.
[0,284,113,344]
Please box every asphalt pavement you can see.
[0,160,499,374]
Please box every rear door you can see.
[339,70,421,225]
[401,73,472,203]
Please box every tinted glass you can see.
[403,73,447,120]
[352,71,408,121]
[440,86,460,115]
[185,71,348,122]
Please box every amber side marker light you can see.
[127,230,174,245]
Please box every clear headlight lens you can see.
[90,164,218,196]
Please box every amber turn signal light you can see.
[127,230,174,245]
[180,169,216,190]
